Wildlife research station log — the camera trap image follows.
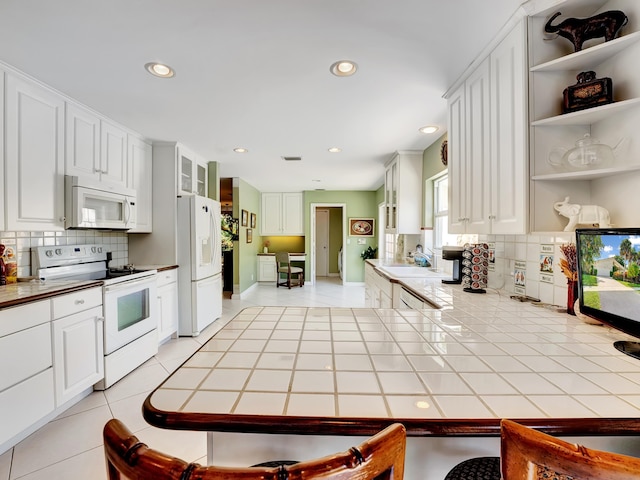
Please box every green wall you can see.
[304,190,378,283]
[422,133,448,228]
[233,178,262,293]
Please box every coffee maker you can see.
[441,246,463,284]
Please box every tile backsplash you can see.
[0,230,129,278]
[478,233,576,309]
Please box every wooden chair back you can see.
[104,419,406,479]
[501,419,640,479]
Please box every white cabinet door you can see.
[5,74,65,231]
[465,57,491,235]
[261,192,283,235]
[260,192,303,235]
[282,192,303,234]
[448,83,467,234]
[100,120,128,187]
[0,70,4,230]
[157,270,178,343]
[177,145,207,196]
[52,306,104,406]
[128,135,153,233]
[258,256,277,282]
[490,19,527,234]
[65,102,101,179]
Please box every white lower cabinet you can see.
[0,300,54,450]
[157,269,179,343]
[51,288,104,406]
[258,256,277,282]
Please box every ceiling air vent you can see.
[282,156,302,161]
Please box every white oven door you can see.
[103,276,157,355]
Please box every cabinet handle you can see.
[74,299,85,305]
[102,169,108,174]
[59,216,66,222]
[96,316,105,324]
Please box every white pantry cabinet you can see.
[528,0,640,232]
[51,288,104,406]
[447,20,527,235]
[127,135,153,233]
[157,269,179,344]
[384,151,423,234]
[5,73,65,231]
[0,70,5,230]
[260,192,304,235]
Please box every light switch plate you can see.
[357,238,366,245]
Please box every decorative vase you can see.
[567,279,578,315]
[263,246,268,253]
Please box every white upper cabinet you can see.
[5,73,65,231]
[384,151,423,234]
[261,192,304,236]
[127,135,153,233]
[178,145,207,197]
[100,119,128,187]
[66,103,128,188]
[65,102,100,179]
[447,19,527,235]
[528,0,640,232]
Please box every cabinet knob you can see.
[74,299,85,305]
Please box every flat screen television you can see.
[575,228,640,360]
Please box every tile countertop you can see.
[0,280,104,309]
[144,286,640,437]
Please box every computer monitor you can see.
[575,228,640,360]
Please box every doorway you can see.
[310,203,346,285]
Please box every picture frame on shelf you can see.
[349,218,375,237]
[250,212,256,228]
[246,228,253,243]
[241,210,248,227]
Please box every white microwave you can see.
[65,176,137,230]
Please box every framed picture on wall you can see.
[241,209,248,227]
[250,212,256,228]
[246,228,253,243]
[349,218,374,237]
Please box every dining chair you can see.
[275,251,304,288]
[444,418,640,479]
[103,419,406,479]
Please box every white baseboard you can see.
[231,281,259,299]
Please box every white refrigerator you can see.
[177,195,222,336]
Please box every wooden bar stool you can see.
[104,418,406,479]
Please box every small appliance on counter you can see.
[461,243,489,293]
[441,246,463,284]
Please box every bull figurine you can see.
[545,10,628,52]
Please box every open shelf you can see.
[532,165,640,181]
[531,98,640,126]
[530,32,640,72]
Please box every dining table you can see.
[143,284,640,477]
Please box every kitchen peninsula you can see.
[143,279,640,478]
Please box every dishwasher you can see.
[399,287,426,310]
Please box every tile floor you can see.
[0,278,363,480]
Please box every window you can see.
[433,173,457,248]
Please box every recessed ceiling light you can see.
[330,60,357,77]
[415,400,431,409]
[144,62,175,78]
[233,147,248,153]
[328,147,342,153]
[419,125,439,134]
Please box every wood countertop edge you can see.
[141,401,640,437]
[0,281,104,309]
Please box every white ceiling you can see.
[0,0,522,192]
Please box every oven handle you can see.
[104,276,155,293]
